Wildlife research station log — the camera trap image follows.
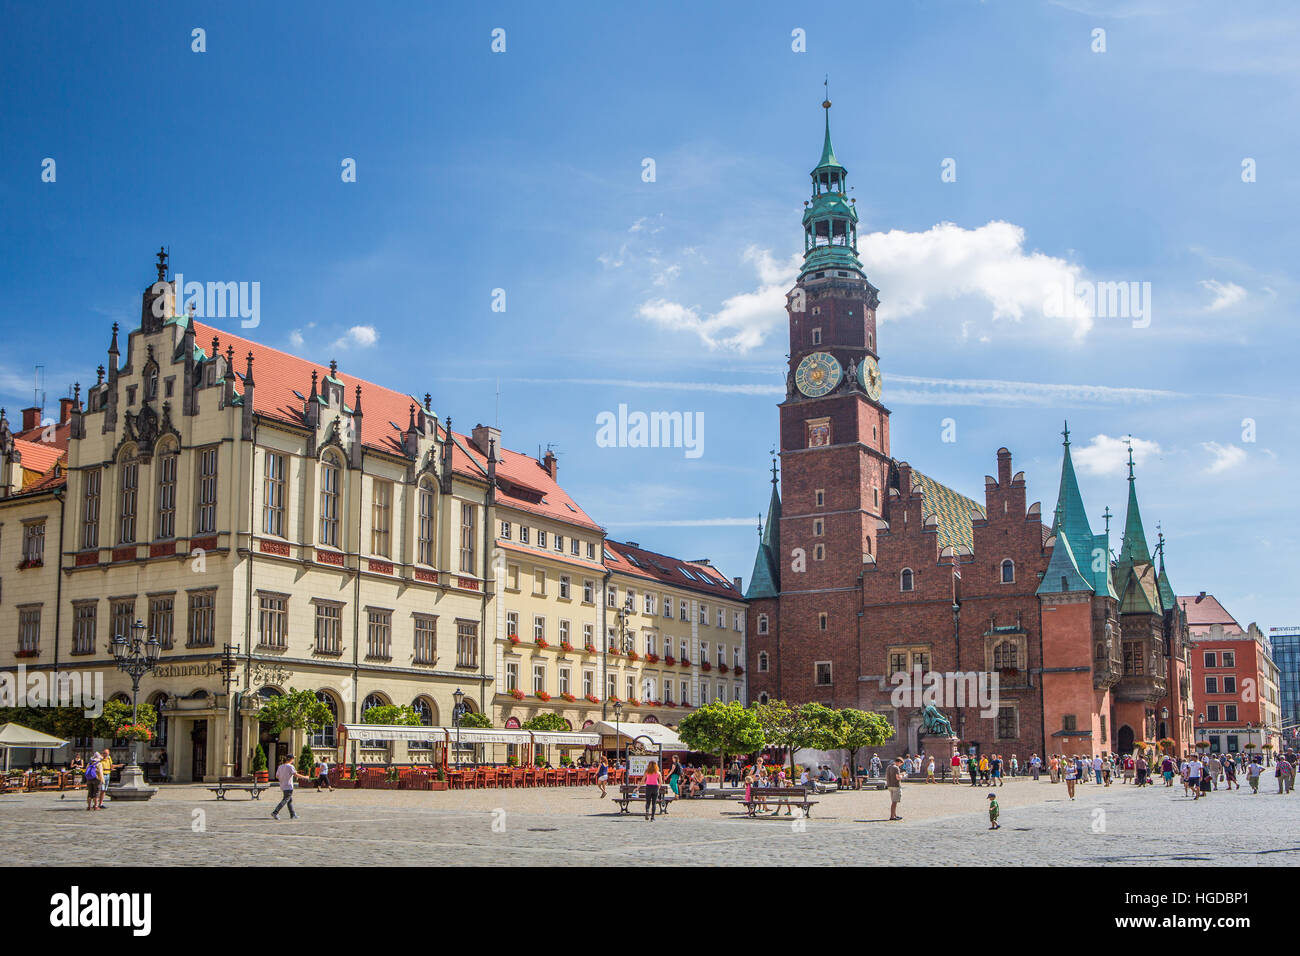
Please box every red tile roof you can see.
[12,437,65,477]
[190,321,603,533]
[14,420,70,454]
[604,539,742,601]
[1178,593,1241,631]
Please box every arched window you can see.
[1000,559,1015,584]
[758,651,769,673]
[310,692,338,747]
[360,693,389,748]
[993,641,1018,670]
[757,614,769,635]
[148,693,169,748]
[759,692,770,705]
[155,441,178,540]
[408,697,434,751]
[319,453,341,547]
[900,568,914,592]
[118,448,139,544]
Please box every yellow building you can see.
[0,255,748,778]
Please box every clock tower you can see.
[756,98,893,705]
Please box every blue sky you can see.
[2,0,1297,631]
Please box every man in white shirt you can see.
[1187,757,1203,800]
[272,757,309,820]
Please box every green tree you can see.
[255,688,332,737]
[0,706,93,740]
[251,743,268,773]
[521,712,569,732]
[360,704,423,726]
[458,711,492,729]
[678,700,765,783]
[754,700,840,777]
[831,708,895,776]
[297,743,315,775]
[92,699,157,740]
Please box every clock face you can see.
[860,355,883,401]
[795,351,842,398]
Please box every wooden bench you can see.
[614,784,671,815]
[207,776,271,800]
[738,786,818,818]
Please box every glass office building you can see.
[1271,627,1300,749]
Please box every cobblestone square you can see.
[1,776,1292,867]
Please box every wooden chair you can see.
[497,768,512,788]
[447,769,467,790]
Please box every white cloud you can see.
[1072,433,1162,477]
[1200,279,1247,311]
[1201,441,1246,474]
[640,221,1094,353]
[638,247,798,352]
[330,325,378,351]
[288,330,304,349]
[887,376,1180,408]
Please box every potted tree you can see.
[251,744,268,783]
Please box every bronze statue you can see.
[921,703,955,738]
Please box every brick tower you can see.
[746,97,892,707]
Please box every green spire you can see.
[745,458,782,600]
[1038,422,1116,598]
[1119,443,1152,565]
[800,94,861,278]
[1155,528,1177,612]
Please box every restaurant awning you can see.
[588,721,686,750]
[0,723,69,748]
[340,725,601,747]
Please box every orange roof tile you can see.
[190,321,603,532]
[12,437,65,476]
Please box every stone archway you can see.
[1117,724,1135,756]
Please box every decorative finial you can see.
[424,392,431,411]
[108,323,119,353]
[225,345,234,366]
[156,246,168,282]
[73,383,80,407]
[329,359,338,376]
[310,369,318,394]
[408,403,417,432]
[770,448,778,485]
[211,335,220,357]
[757,512,763,539]
[1124,436,1135,479]
[822,74,830,110]
[1061,420,1070,446]
[244,351,255,386]
[354,384,362,414]
[1102,505,1112,537]
[96,365,105,385]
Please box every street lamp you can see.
[106,618,162,801]
[452,687,466,770]
[613,699,624,771]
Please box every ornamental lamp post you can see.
[452,687,466,770]
[613,699,624,771]
[106,619,162,801]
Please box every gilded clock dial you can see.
[795,351,842,398]
[860,355,883,401]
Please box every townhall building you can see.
[744,100,1196,760]
[0,254,746,780]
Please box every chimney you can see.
[472,423,500,457]
[21,407,41,432]
[543,447,557,480]
[733,576,742,590]
[59,397,75,425]
[1199,591,1206,600]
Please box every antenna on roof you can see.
[33,365,45,420]
[495,377,500,428]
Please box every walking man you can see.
[315,757,334,792]
[271,755,309,820]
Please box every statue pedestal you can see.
[106,763,157,801]
[926,736,960,781]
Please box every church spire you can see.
[745,453,782,600]
[1119,441,1152,565]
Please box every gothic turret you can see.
[745,459,782,600]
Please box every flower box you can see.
[559,642,574,653]
[536,638,550,648]
[646,653,659,664]
[718,664,729,674]
[14,649,39,659]
[664,655,676,666]
[17,558,43,570]
[511,689,526,700]
[609,696,621,704]
[679,658,691,667]
[508,635,521,645]
[733,666,744,675]
[560,692,576,702]
[585,694,600,704]
[584,644,596,654]
[701,662,712,672]
[535,691,552,702]
[629,699,641,706]
[627,651,640,662]
[608,649,620,657]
